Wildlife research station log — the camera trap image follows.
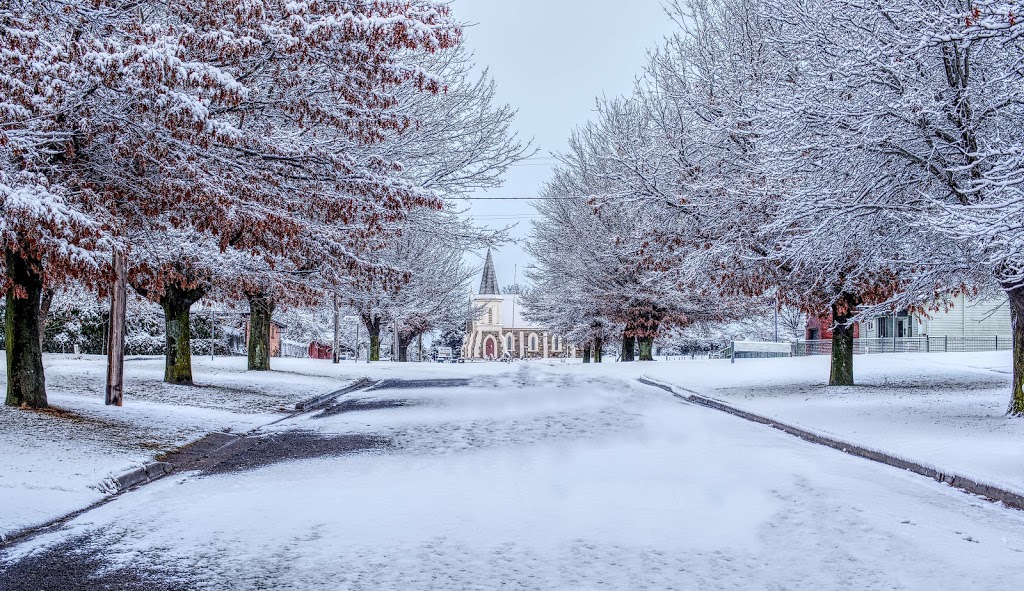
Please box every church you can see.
[462,251,577,360]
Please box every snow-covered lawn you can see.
[627,352,1024,496]
[0,353,367,537]
[5,364,1024,589]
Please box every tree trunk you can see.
[829,293,858,387]
[160,285,204,385]
[593,337,604,363]
[621,332,635,362]
[1007,286,1024,416]
[639,337,655,361]
[247,293,274,371]
[363,316,381,361]
[582,343,591,363]
[397,333,415,362]
[5,252,47,408]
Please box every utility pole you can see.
[393,317,399,362]
[332,293,340,364]
[418,333,423,362]
[105,250,127,406]
[355,320,360,363]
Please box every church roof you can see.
[479,249,500,295]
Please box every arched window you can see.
[553,336,562,351]
[506,334,514,352]
[487,309,493,324]
[529,334,538,351]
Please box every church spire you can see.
[479,249,500,295]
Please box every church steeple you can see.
[479,249,500,295]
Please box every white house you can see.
[861,294,1011,339]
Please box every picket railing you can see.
[792,336,1012,357]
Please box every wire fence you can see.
[792,336,1012,357]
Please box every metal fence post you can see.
[731,341,736,364]
[996,335,999,351]
[926,337,930,353]
[944,335,948,352]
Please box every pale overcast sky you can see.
[449,0,676,290]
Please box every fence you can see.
[792,335,1012,357]
[713,341,793,360]
[280,339,308,358]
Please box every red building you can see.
[242,316,285,357]
[805,314,860,340]
[308,341,333,360]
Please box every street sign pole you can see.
[332,294,340,364]
[393,318,399,362]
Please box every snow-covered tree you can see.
[759,0,1024,407]
[2,0,464,403]
[344,210,487,361]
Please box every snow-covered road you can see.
[5,365,1024,590]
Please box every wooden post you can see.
[105,251,127,406]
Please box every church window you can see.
[487,309,493,324]
[506,334,513,351]
[529,334,538,351]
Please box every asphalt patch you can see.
[315,397,417,418]
[200,431,391,475]
[0,536,187,591]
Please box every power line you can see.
[448,196,584,200]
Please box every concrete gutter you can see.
[294,377,374,411]
[638,376,1024,512]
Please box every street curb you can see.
[638,376,1024,512]
[294,378,373,411]
[111,461,174,492]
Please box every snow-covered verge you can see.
[619,351,1024,497]
[0,353,362,538]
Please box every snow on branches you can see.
[2,0,529,404]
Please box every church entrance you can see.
[485,337,496,358]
